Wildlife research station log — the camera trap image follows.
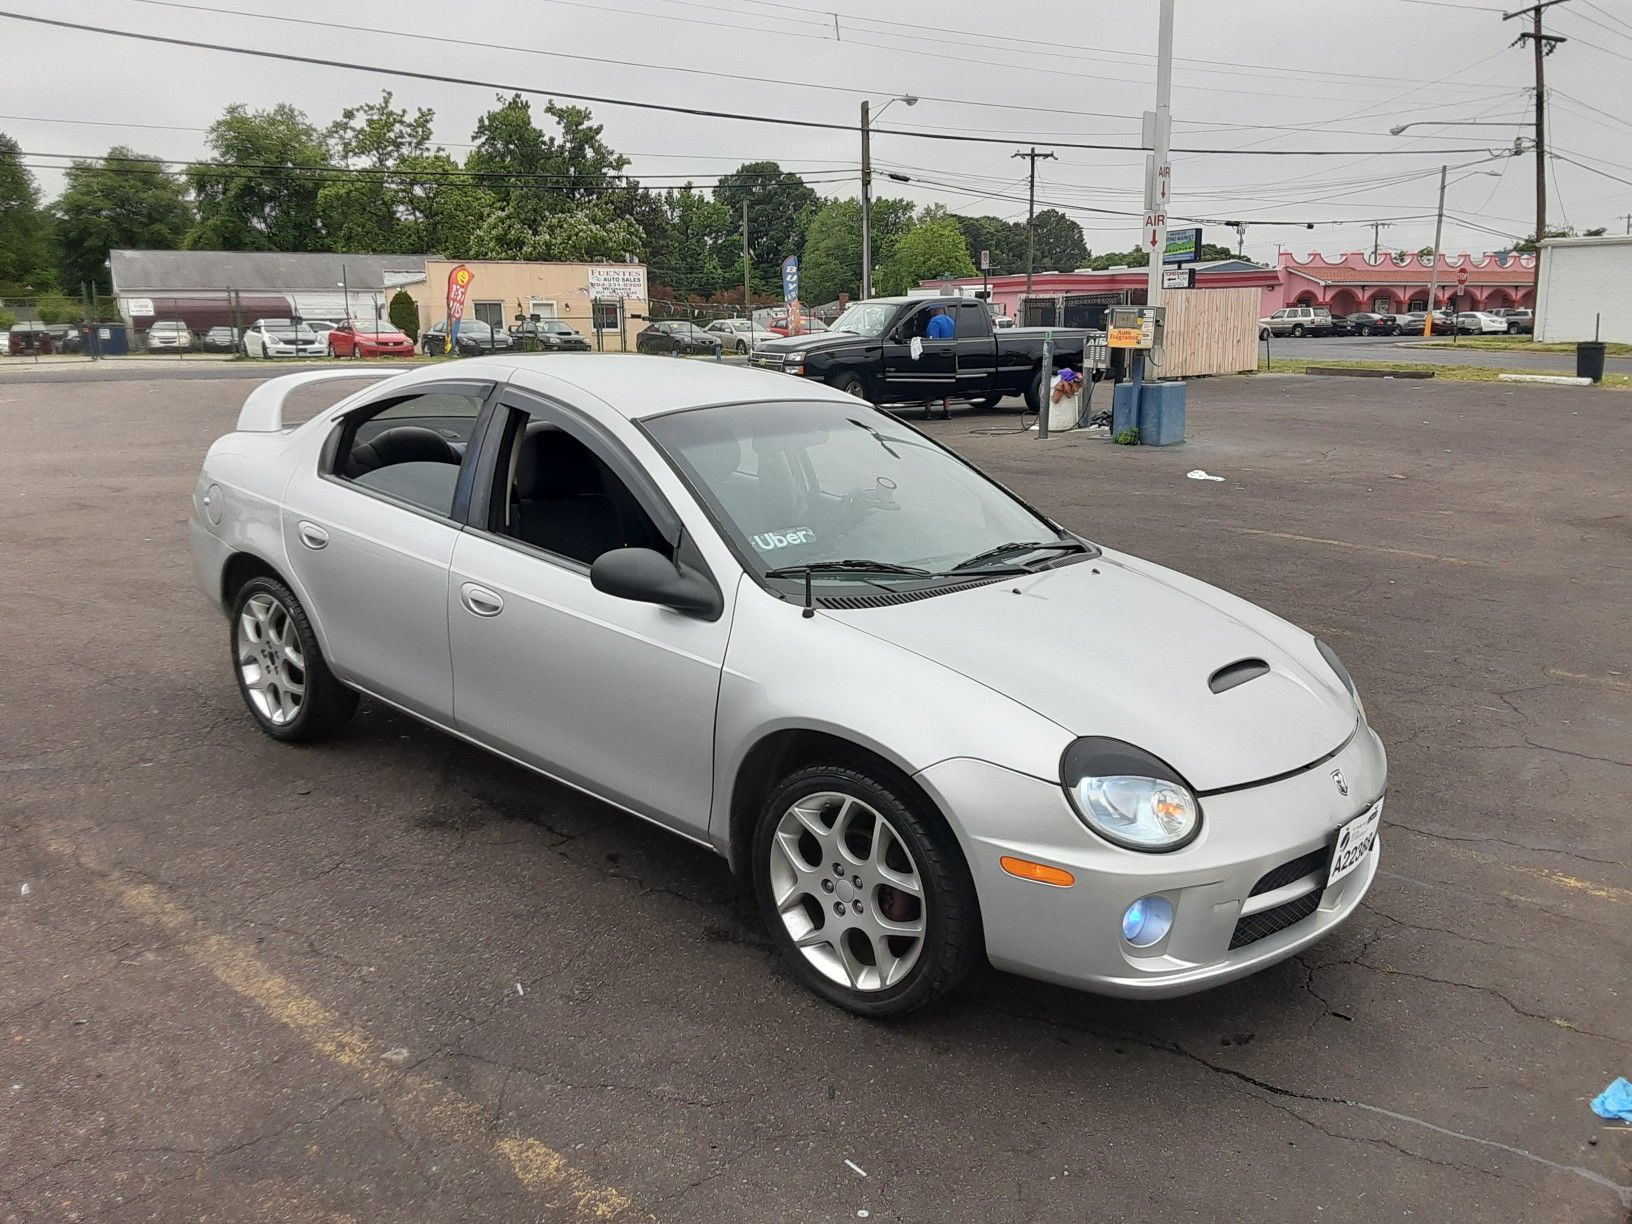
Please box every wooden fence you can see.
[1160,287,1259,377]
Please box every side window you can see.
[491,408,671,568]
[900,307,934,338]
[954,303,988,339]
[333,389,487,518]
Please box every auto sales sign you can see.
[446,264,473,348]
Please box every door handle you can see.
[297,521,329,550]
[459,582,504,617]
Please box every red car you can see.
[327,321,416,358]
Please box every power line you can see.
[0,12,1504,157]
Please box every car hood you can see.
[824,553,1356,792]
[362,332,411,344]
[755,333,856,356]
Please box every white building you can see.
[1535,235,1632,344]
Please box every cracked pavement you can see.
[2,370,1629,1222]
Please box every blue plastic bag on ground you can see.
[1590,1077,1632,1122]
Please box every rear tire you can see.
[975,394,1002,410]
[230,577,357,743]
[1291,324,1306,337]
[1024,368,1045,414]
[736,340,749,355]
[753,764,980,1018]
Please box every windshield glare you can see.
[647,400,1064,581]
[827,303,897,337]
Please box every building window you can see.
[528,298,556,320]
[593,300,621,331]
[473,300,505,329]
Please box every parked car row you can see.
[1261,304,1535,339]
[4,321,84,355]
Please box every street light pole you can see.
[860,95,915,299]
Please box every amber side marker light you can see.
[999,856,1075,887]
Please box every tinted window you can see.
[954,303,989,339]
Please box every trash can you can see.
[1576,341,1606,383]
[104,324,131,356]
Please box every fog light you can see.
[1121,895,1173,947]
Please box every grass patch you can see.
[1409,337,1632,356]
[1262,356,1631,389]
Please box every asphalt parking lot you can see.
[3,367,1629,1223]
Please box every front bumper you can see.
[916,725,1386,998]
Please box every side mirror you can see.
[590,547,722,620]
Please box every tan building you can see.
[406,259,651,351]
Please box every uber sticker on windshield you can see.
[751,527,816,552]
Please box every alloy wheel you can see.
[768,791,926,992]
[236,593,306,726]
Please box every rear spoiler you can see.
[235,369,401,433]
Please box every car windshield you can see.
[266,325,314,337]
[646,399,1075,584]
[826,303,897,337]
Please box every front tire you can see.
[230,577,357,743]
[753,765,980,1017]
[830,372,870,400]
[736,340,749,355]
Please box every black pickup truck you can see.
[748,296,1093,412]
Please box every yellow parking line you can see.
[1232,529,1487,566]
[49,840,639,1221]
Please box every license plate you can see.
[1327,802,1382,885]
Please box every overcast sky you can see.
[5,0,1630,264]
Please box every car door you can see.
[446,387,733,837]
[280,379,498,721]
[882,304,956,402]
[951,301,997,393]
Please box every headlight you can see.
[1060,738,1201,852]
[1315,639,1366,723]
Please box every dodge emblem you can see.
[1331,767,1349,797]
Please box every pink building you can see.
[1263,250,1538,317]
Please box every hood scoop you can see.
[1209,658,1271,694]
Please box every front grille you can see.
[1249,846,1330,897]
[1230,889,1323,950]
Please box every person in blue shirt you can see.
[921,307,956,420]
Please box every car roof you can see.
[411,353,856,420]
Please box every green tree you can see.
[188,104,332,251]
[0,306,17,331]
[54,147,193,292]
[0,133,54,290]
[799,196,914,304]
[712,162,820,289]
[875,215,976,295]
[388,289,419,339]
[646,185,736,299]
[1030,209,1087,272]
[35,289,83,323]
[467,95,629,229]
[951,214,1027,276]
[318,93,495,255]
[467,208,643,262]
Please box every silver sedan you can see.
[190,356,1385,1016]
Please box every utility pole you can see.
[1012,146,1057,308]
[741,200,750,322]
[1622,213,1631,235]
[1368,221,1392,260]
[1424,165,1449,336]
[1503,0,1567,283]
[860,101,873,300]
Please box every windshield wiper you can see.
[766,559,934,579]
[950,539,1090,572]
